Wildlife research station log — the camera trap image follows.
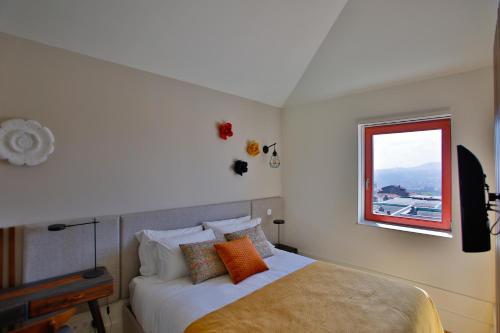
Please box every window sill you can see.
[358,219,453,238]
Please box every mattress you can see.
[185,261,443,333]
[130,249,315,333]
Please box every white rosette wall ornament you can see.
[0,119,55,166]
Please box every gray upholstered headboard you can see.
[22,197,283,300]
[120,197,282,298]
[120,200,251,298]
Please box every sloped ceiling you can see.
[286,0,498,106]
[0,0,496,108]
[0,0,348,107]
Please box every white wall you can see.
[283,67,495,333]
[0,33,282,227]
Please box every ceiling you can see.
[286,0,498,106]
[0,0,347,107]
[0,0,497,108]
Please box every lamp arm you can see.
[263,143,277,154]
[64,220,100,228]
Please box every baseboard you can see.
[439,307,493,333]
[301,251,495,333]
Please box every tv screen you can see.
[457,145,490,252]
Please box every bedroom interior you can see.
[0,1,498,333]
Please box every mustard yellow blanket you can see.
[185,261,443,333]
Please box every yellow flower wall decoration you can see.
[246,140,260,157]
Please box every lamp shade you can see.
[48,224,66,231]
[269,150,280,168]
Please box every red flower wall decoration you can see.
[219,122,233,140]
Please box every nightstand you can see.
[0,267,113,333]
[275,243,298,254]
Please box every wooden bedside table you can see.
[0,267,113,333]
[275,243,298,254]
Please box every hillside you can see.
[374,162,441,195]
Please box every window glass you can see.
[372,129,442,222]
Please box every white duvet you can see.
[130,249,315,333]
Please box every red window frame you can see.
[364,118,451,231]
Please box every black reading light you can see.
[457,145,500,252]
[273,219,285,245]
[48,218,104,278]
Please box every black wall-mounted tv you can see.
[456,145,491,252]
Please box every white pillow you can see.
[267,241,276,254]
[208,217,262,240]
[201,215,251,230]
[155,229,216,281]
[135,226,203,243]
[135,226,203,276]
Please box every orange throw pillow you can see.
[214,236,269,284]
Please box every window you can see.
[360,117,451,232]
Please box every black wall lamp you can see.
[263,143,280,168]
[48,218,104,279]
[273,219,285,245]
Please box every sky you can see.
[373,129,441,170]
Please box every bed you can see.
[129,249,443,333]
[130,249,314,333]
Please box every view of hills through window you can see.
[372,129,442,222]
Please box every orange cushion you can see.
[214,236,269,284]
